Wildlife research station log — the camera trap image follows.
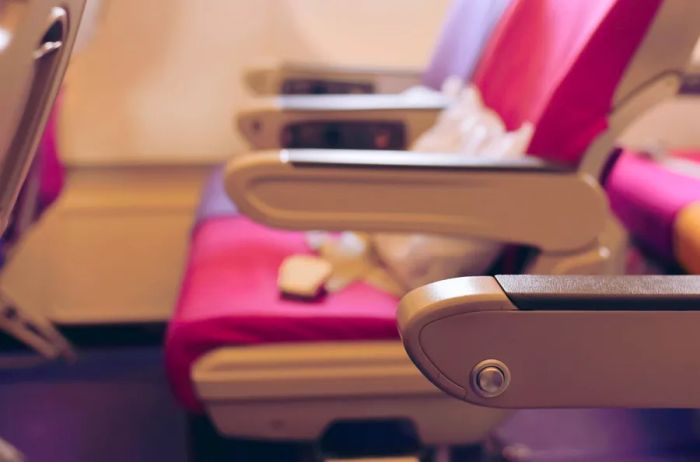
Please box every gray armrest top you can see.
[278,94,449,111]
[286,149,570,173]
[495,275,700,311]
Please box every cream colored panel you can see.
[267,0,450,68]
[1,165,210,324]
[195,341,507,444]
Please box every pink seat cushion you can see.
[166,217,399,411]
[606,150,700,262]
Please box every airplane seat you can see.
[168,0,514,451]
[0,0,85,359]
[36,101,65,211]
[165,0,699,457]
[173,0,512,384]
[170,0,511,416]
[606,148,700,273]
[473,0,657,166]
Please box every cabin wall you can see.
[60,0,451,164]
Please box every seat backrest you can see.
[472,0,700,168]
[422,0,511,90]
[0,0,85,234]
[36,100,65,210]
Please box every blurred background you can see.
[2,1,700,461]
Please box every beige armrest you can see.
[245,62,423,95]
[237,93,447,149]
[225,149,607,253]
[398,274,700,408]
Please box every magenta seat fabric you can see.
[166,216,398,411]
[473,0,661,166]
[606,150,700,262]
[166,0,664,411]
[37,97,65,209]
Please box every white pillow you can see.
[370,79,533,291]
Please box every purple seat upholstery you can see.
[423,0,512,89]
[169,0,515,411]
[194,167,237,223]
